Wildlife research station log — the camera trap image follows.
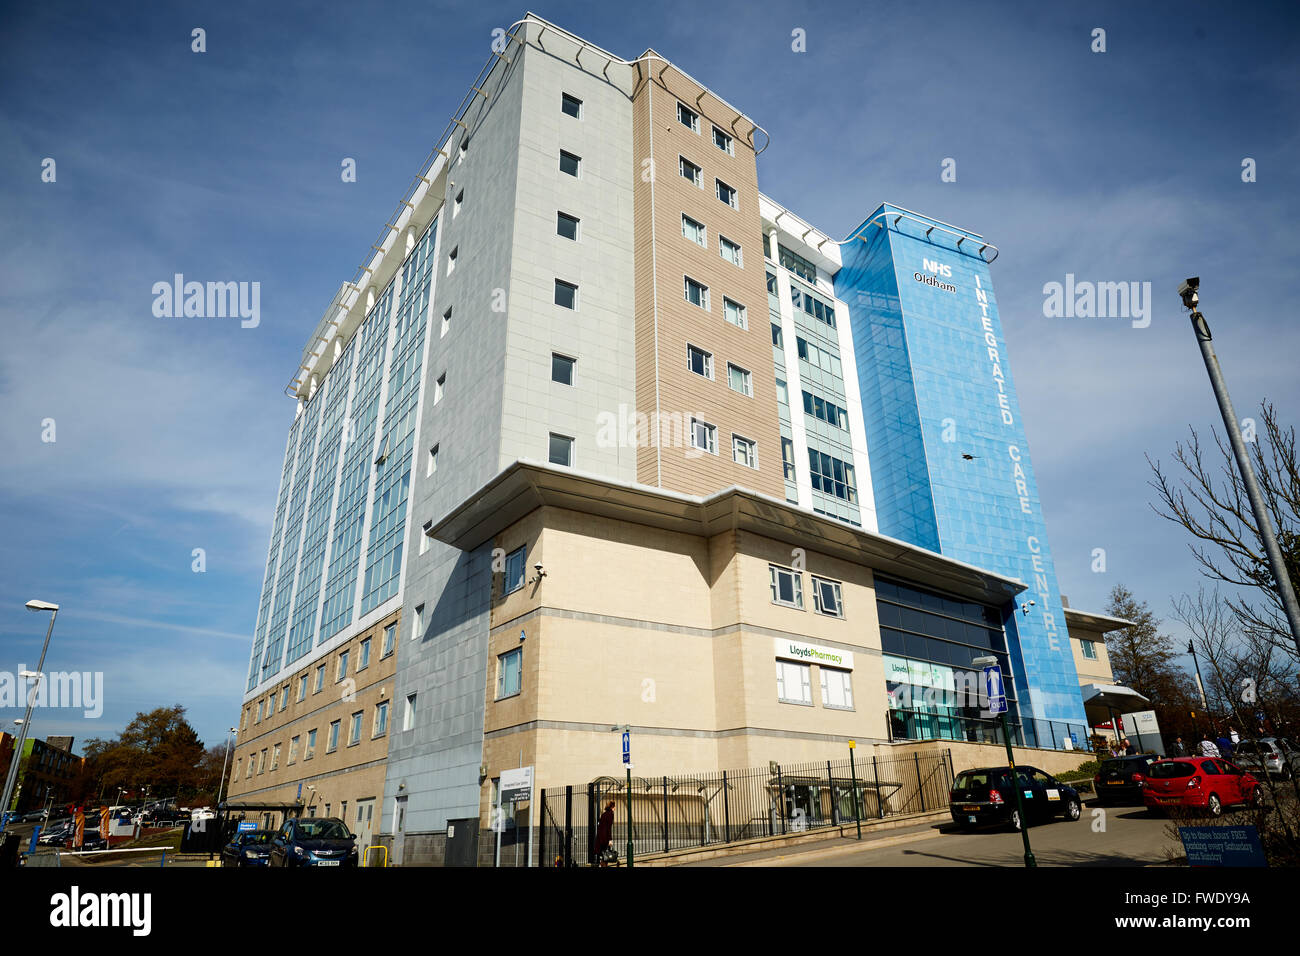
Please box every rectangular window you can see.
[719,235,743,267]
[349,711,363,746]
[732,434,757,468]
[336,650,349,682]
[821,668,853,709]
[314,665,325,694]
[775,378,788,405]
[427,444,439,477]
[781,437,796,480]
[790,281,837,328]
[258,749,267,773]
[413,604,424,641]
[270,744,280,771]
[812,576,844,618]
[434,373,445,404]
[279,686,289,711]
[676,101,699,132]
[554,279,578,310]
[556,211,580,240]
[404,693,417,731]
[723,297,747,329]
[306,728,317,760]
[715,179,737,209]
[687,344,713,379]
[359,637,371,670]
[1081,639,1098,660]
[498,647,523,698]
[382,623,396,658]
[551,353,575,385]
[684,276,709,310]
[289,735,299,764]
[771,322,783,348]
[769,564,804,609]
[766,271,777,294]
[548,432,574,467]
[374,700,389,737]
[255,700,262,722]
[779,243,817,283]
[690,418,717,455]
[504,545,526,594]
[561,92,582,118]
[297,674,307,701]
[453,189,463,218]
[559,150,581,177]
[681,213,706,247]
[679,156,702,187]
[802,390,849,430]
[245,756,254,778]
[727,363,752,396]
[446,245,457,276]
[441,307,451,338]
[712,125,734,155]
[776,660,812,705]
[807,449,858,503]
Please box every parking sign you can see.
[984,665,1007,714]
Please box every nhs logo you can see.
[922,258,952,278]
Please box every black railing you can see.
[536,750,953,866]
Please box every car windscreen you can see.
[296,820,351,840]
[241,832,273,845]
[1102,757,1148,771]
[1232,743,1263,755]
[1147,762,1196,778]
[953,771,1004,789]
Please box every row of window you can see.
[682,274,748,327]
[239,696,404,778]
[245,624,397,728]
[687,344,752,396]
[681,213,744,268]
[769,564,845,617]
[675,99,736,156]
[775,659,854,709]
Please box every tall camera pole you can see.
[1180,278,1300,657]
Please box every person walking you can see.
[594,800,616,867]
[1216,733,1235,761]
[1198,732,1221,758]
[1169,736,1186,757]
[1122,737,1137,756]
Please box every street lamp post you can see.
[973,655,1036,868]
[1179,278,1300,657]
[216,727,237,807]
[1,601,59,831]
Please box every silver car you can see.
[1231,737,1300,779]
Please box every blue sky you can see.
[1,0,1297,753]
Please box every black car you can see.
[1092,754,1160,805]
[950,765,1083,831]
[38,821,72,846]
[66,828,107,851]
[268,817,358,868]
[221,829,275,867]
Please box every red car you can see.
[1142,757,1262,816]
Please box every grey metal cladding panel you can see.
[503,44,637,482]
[384,47,528,832]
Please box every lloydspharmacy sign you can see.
[773,638,855,670]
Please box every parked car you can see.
[220,830,275,867]
[950,765,1082,831]
[268,817,358,868]
[1092,754,1160,805]
[1143,757,1261,816]
[21,808,50,823]
[66,828,107,851]
[38,821,72,845]
[1230,738,1300,780]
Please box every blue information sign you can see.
[621,731,630,765]
[1179,826,1267,867]
[238,821,258,832]
[983,665,1008,714]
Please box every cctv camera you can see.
[534,563,543,572]
[1178,276,1199,310]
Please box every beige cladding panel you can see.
[632,70,783,498]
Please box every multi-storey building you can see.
[225,14,1128,864]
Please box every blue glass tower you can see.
[836,203,1087,746]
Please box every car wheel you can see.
[1283,766,1293,781]
[1009,809,1023,832]
[1250,786,1264,809]
[1065,797,1081,821]
[1207,793,1223,817]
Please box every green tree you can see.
[1104,584,1198,739]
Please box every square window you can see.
[684,276,709,310]
[723,297,747,329]
[681,214,706,247]
[715,179,737,209]
[551,353,575,385]
[504,545,526,594]
[690,418,717,455]
[679,156,702,187]
[498,647,522,698]
[561,92,582,118]
[687,344,712,379]
[427,444,439,477]
[556,211,580,240]
[719,235,743,267]
[812,576,844,618]
[434,373,445,404]
[446,246,457,276]
[554,279,578,310]
[727,363,752,396]
[769,564,804,608]
[732,434,757,468]
[548,433,574,467]
[712,125,734,155]
[676,101,699,132]
[441,307,451,338]
[559,150,581,177]
[776,660,812,705]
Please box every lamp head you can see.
[25,600,58,612]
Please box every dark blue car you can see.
[268,817,358,868]
[221,829,275,867]
[949,765,1083,831]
